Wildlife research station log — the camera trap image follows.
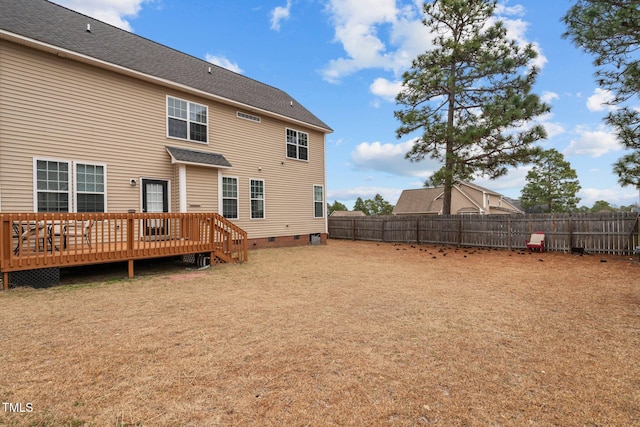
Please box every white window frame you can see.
[34,158,71,213]
[286,128,309,161]
[250,179,265,220]
[74,162,107,213]
[33,158,107,212]
[313,185,324,218]
[166,95,209,144]
[221,176,239,220]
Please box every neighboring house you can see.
[330,211,366,217]
[393,181,523,215]
[0,0,332,248]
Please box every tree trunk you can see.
[443,68,456,215]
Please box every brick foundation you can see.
[248,233,327,250]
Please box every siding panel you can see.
[0,40,328,240]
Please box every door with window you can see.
[142,179,168,237]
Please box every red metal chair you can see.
[526,232,545,252]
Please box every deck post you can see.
[128,259,134,278]
[126,215,134,257]
[1,217,9,290]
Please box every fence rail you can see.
[328,212,639,255]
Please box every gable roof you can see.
[393,188,444,215]
[394,181,523,215]
[330,210,367,217]
[0,0,332,133]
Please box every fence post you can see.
[507,217,512,251]
[351,219,355,241]
[382,219,386,243]
[568,214,574,250]
[457,216,462,247]
[416,217,420,245]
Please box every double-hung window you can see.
[36,160,70,212]
[313,185,324,218]
[250,179,265,219]
[35,159,106,212]
[286,128,308,161]
[76,163,105,212]
[167,96,208,143]
[222,177,239,219]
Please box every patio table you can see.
[12,220,48,254]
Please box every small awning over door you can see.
[166,146,232,168]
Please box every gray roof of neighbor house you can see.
[0,0,332,133]
[330,210,367,217]
[393,188,444,215]
[393,181,523,215]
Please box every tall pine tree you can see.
[395,0,549,214]
[563,0,640,188]
[520,149,581,213]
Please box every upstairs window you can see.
[286,128,308,161]
[167,96,208,143]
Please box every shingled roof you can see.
[166,146,232,169]
[0,0,332,132]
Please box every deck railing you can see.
[0,212,248,290]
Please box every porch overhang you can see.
[165,146,232,169]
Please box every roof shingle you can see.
[165,146,232,168]
[0,0,332,132]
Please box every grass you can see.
[0,240,639,426]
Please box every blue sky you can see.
[52,0,640,209]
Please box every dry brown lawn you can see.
[0,240,639,426]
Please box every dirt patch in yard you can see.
[0,240,639,426]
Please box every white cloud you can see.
[579,187,639,207]
[536,112,565,139]
[473,166,532,198]
[351,139,440,178]
[270,0,292,31]
[321,0,425,82]
[205,54,244,74]
[494,4,526,16]
[322,1,546,83]
[586,88,617,112]
[50,0,150,31]
[541,91,559,104]
[564,125,623,158]
[370,78,403,101]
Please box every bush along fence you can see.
[328,212,640,255]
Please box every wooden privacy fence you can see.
[328,212,639,255]
[0,212,248,290]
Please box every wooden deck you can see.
[0,212,248,290]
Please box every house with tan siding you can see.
[0,0,332,248]
[393,181,523,215]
